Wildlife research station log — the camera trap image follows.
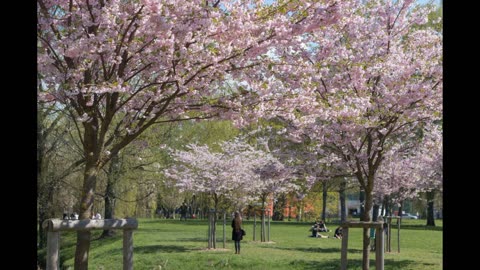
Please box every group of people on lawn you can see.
[310,219,343,239]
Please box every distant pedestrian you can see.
[231,211,244,254]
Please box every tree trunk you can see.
[207,194,219,248]
[359,189,365,221]
[426,191,436,226]
[261,194,267,242]
[74,164,99,270]
[398,201,403,219]
[38,211,47,249]
[339,179,347,223]
[101,153,121,238]
[321,181,328,221]
[372,204,379,222]
[380,196,385,216]
[384,196,390,216]
[212,210,217,248]
[38,179,56,248]
[361,186,374,270]
[273,193,286,221]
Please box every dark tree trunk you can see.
[361,187,374,270]
[380,196,386,216]
[190,194,197,218]
[321,181,328,221]
[359,189,365,221]
[372,204,380,222]
[273,193,286,221]
[339,179,347,223]
[38,211,47,249]
[38,182,56,248]
[398,201,404,219]
[426,191,436,226]
[74,163,99,270]
[261,194,267,242]
[101,153,121,238]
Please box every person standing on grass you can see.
[231,211,243,254]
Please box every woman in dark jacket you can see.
[231,211,243,254]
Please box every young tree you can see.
[37,1,340,267]
[374,123,442,225]
[414,125,442,226]
[165,141,258,248]
[166,138,295,244]
[251,152,295,241]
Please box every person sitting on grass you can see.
[334,226,343,239]
[310,220,320,237]
[310,220,329,238]
[318,220,328,232]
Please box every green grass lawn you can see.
[38,218,442,270]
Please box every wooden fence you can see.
[340,221,384,270]
[42,218,138,270]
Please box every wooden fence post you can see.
[46,231,60,270]
[340,227,349,270]
[375,227,384,270]
[123,229,134,270]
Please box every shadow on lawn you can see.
[174,237,209,243]
[399,224,443,231]
[88,244,190,261]
[287,258,417,270]
[134,244,190,253]
[271,246,362,254]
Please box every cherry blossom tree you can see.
[165,139,293,246]
[417,126,442,226]
[234,1,442,267]
[375,124,442,225]
[37,0,340,267]
[166,142,256,209]
[374,144,425,217]
[250,150,296,241]
[374,124,442,217]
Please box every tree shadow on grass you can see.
[399,224,443,231]
[174,237,209,243]
[271,246,362,254]
[94,244,190,258]
[135,244,190,254]
[287,258,417,270]
[137,228,182,233]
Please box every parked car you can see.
[401,213,418,219]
